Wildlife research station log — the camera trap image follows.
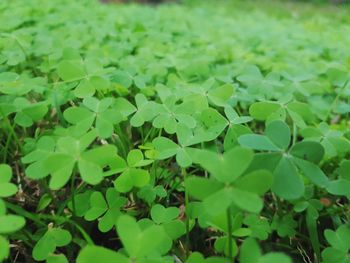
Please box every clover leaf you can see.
[150,204,185,240]
[326,160,350,196]
[0,164,25,234]
[240,238,292,263]
[239,120,328,199]
[152,96,197,134]
[63,97,125,138]
[186,146,272,214]
[0,72,45,95]
[111,69,150,90]
[57,55,86,82]
[151,204,179,224]
[189,146,254,183]
[84,188,127,232]
[0,214,25,234]
[153,116,229,168]
[23,131,124,189]
[137,185,167,205]
[249,100,314,128]
[322,225,350,263]
[237,65,283,101]
[153,136,192,168]
[56,49,111,97]
[0,164,24,262]
[130,93,158,127]
[187,78,234,107]
[192,108,228,143]
[114,149,152,193]
[46,254,69,263]
[13,97,48,127]
[243,215,271,240]
[77,245,129,263]
[214,236,239,259]
[186,252,230,263]
[224,106,252,125]
[271,214,297,238]
[116,214,172,261]
[300,122,350,158]
[0,235,9,262]
[0,164,17,198]
[32,228,71,261]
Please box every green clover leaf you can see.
[0,214,25,234]
[243,215,271,240]
[240,238,292,263]
[152,96,197,134]
[0,164,18,198]
[151,204,179,224]
[23,131,124,189]
[239,120,328,199]
[271,214,297,238]
[84,188,127,232]
[322,225,350,263]
[77,245,129,263]
[130,93,158,127]
[0,235,9,262]
[153,136,193,168]
[32,228,72,261]
[46,254,69,263]
[137,185,167,205]
[187,147,272,214]
[64,97,126,138]
[116,214,172,260]
[114,150,152,193]
[150,204,185,240]
[186,252,230,263]
[56,50,111,98]
[300,122,350,158]
[190,146,254,183]
[13,97,48,127]
[249,100,314,128]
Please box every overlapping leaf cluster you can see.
[1,0,350,262]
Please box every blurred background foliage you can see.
[104,0,350,4]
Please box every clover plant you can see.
[1,0,350,262]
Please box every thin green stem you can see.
[52,90,67,127]
[143,127,154,143]
[3,128,13,163]
[40,179,58,209]
[6,202,94,245]
[1,113,22,152]
[139,127,144,143]
[292,122,297,146]
[6,202,46,226]
[115,124,129,158]
[324,79,349,121]
[70,172,77,217]
[182,168,190,258]
[227,207,233,260]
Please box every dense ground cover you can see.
[1,0,350,262]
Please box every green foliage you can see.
[240,238,292,263]
[0,164,24,262]
[84,188,127,232]
[239,120,328,199]
[0,164,17,197]
[32,228,71,261]
[77,245,129,263]
[186,147,272,214]
[116,214,173,262]
[0,236,9,262]
[1,0,350,262]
